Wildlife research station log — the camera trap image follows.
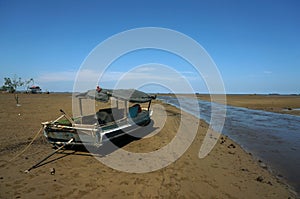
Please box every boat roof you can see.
[29,86,41,89]
[76,88,156,103]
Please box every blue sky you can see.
[0,0,299,93]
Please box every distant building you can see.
[29,86,42,94]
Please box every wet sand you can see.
[197,94,300,116]
[0,93,297,198]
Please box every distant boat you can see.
[29,86,42,94]
[42,88,156,147]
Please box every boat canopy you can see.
[76,88,156,103]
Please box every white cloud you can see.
[37,69,103,83]
[36,66,204,93]
[37,70,76,82]
[105,65,200,93]
[263,71,272,74]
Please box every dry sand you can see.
[0,93,297,198]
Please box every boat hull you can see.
[43,111,151,147]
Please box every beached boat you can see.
[29,85,42,94]
[42,88,156,147]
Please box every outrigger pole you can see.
[24,138,74,173]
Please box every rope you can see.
[9,127,43,162]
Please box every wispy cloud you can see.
[36,66,204,92]
[263,70,272,74]
[100,65,199,84]
[37,69,102,83]
[37,70,76,82]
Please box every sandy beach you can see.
[0,93,297,198]
[197,94,300,116]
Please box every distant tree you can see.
[1,77,12,92]
[1,76,34,93]
[2,76,23,93]
[24,78,34,92]
[1,75,36,106]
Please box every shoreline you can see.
[0,93,297,198]
[197,94,300,116]
[158,93,300,116]
[159,100,298,196]
[158,95,300,195]
[146,101,297,197]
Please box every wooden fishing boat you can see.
[42,88,156,147]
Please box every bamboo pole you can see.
[60,109,75,125]
[24,138,74,173]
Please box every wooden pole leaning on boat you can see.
[60,109,75,125]
[24,138,74,173]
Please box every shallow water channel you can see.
[158,96,300,193]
